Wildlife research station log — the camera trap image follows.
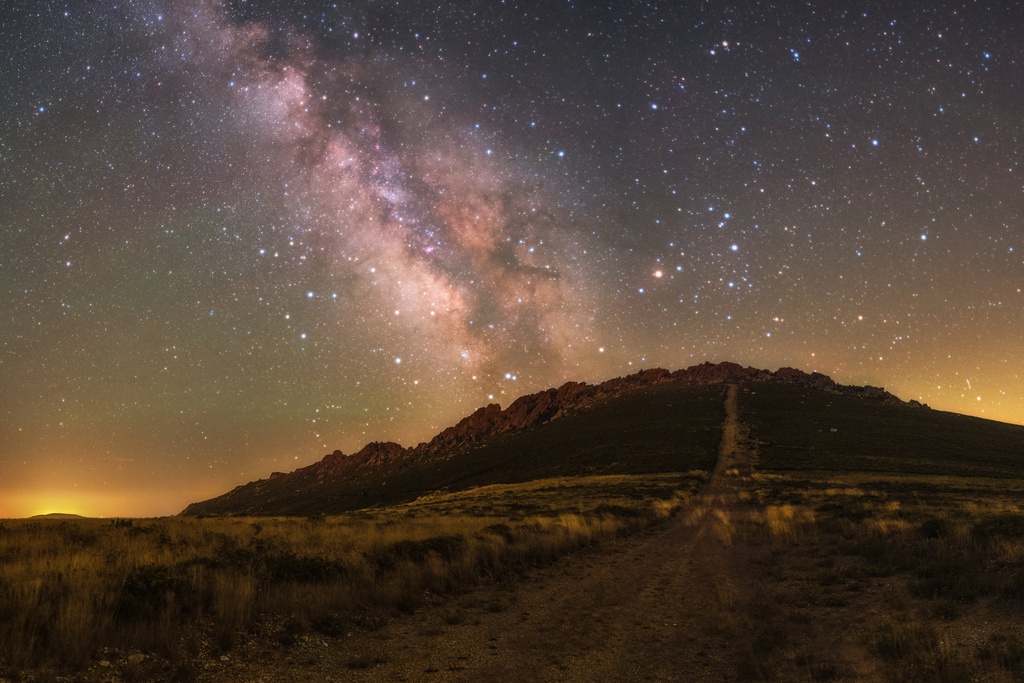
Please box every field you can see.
[3,380,1024,681]
[0,473,703,682]
[689,470,1024,681]
[725,384,1024,680]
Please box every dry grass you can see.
[7,460,1023,681]
[0,473,700,680]
[721,472,1024,682]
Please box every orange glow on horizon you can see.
[1,490,191,520]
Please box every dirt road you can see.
[215,385,759,682]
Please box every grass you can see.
[672,382,1024,681]
[5,378,1024,680]
[720,468,1024,682]
[0,473,702,680]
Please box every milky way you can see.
[1,1,1021,516]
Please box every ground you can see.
[204,386,781,681]
[16,384,1023,682]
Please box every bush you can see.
[370,535,466,571]
[973,514,1024,544]
[918,517,950,539]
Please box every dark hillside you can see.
[184,381,725,516]
[406,381,725,485]
[183,361,1023,518]
[741,383,1024,478]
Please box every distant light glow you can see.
[1,0,1020,516]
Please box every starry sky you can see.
[1,0,1021,517]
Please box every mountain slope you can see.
[743,382,1024,478]
[181,361,939,517]
[181,380,726,516]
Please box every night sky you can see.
[2,1,1021,517]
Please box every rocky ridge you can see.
[180,362,918,516]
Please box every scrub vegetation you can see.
[0,473,700,681]
[721,383,1024,681]
[4,380,1024,681]
[702,470,1024,682]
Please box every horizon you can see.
[2,0,1022,519]
[3,360,1022,519]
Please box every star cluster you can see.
[1,0,1021,516]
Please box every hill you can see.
[181,361,967,517]
[10,362,1024,681]
[169,363,1024,681]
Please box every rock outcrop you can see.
[314,442,406,477]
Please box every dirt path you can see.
[713,384,756,481]
[210,385,760,682]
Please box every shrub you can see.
[973,514,1024,544]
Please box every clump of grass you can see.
[873,620,939,660]
[972,513,1024,545]
[442,607,466,625]
[977,632,1024,674]
[873,620,974,682]
[346,653,389,669]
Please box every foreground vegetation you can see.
[702,470,1024,682]
[4,380,1023,681]
[0,473,701,681]
[718,383,1024,682]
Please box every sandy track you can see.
[211,385,755,682]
